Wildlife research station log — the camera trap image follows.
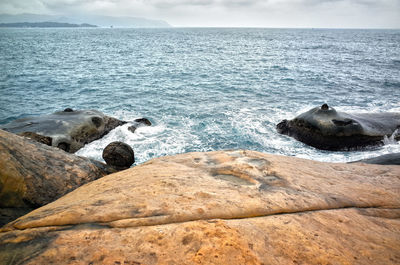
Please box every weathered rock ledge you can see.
[0,129,115,226]
[1,150,399,264]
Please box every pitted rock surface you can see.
[0,150,399,264]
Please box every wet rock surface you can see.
[277,104,400,151]
[102,141,135,169]
[351,153,400,165]
[0,129,115,226]
[1,150,399,264]
[17,132,52,146]
[1,109,126,153]
[128,118,152,134]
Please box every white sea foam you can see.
[77,103,400,165]
[383,129,399,145]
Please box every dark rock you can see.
[0,129,114,226]
[128,118,152,134]
[128,126,136,133]
[0,208,33,228]
[1,109,127,153]
[134,118,152,126]
[321,103,329,110]
[277,105,400,151]
[102,141,135,170]
[57,142,70,152]
[351,153,400,165]
[18,132,52,146]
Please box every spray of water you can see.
[383,129,399,145]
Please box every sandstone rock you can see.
[0,129,115,226]
[1,109,126,153]
[102,141,135,169]
[277,104,400,150]
[0,150,399,264]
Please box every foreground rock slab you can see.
[277,104,400,151]
[1,150,399,264]
[1,109,126,153]
[0,129,114,225]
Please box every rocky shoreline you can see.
[0,109,152,226]
[0,109,399,264]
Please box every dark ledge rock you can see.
[1,109,126,153]
[277,104,400,151]
[350,153,400,165]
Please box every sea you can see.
[0,28,399,165]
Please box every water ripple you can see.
[1,28,400,164]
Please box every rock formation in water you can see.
[128,118,152,133]
[1,150,399,264]
[1,109,126,153]
[277,104,400,150]
[0,129,115,226]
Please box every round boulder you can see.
[102,141,135,169]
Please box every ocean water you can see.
[0,28,399,164]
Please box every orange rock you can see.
[0,129,114,225]
[0,150,399,264]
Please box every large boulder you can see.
[102,141,135,170]
[1,150,399,264]
[277,104,400,150]
[1,109,126,153]
[0,129,115,226]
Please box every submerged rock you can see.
[1,150,399,264]
[128,117,152,134]
[0,129,115,226]
[351,153,400,165]
[1,109,126,153]
[134,118,152,126]
[102,141,135,169]
[277,104,400,151]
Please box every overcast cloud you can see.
[0,0,399,28]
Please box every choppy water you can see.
[1,28,399,164]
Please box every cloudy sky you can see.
[1,0,399,28]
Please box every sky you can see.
[0,0,399,28]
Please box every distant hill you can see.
[0,22,97,28]
[0,13,171,28]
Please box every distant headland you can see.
[0,22,97,28]
[0,13,171,28]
